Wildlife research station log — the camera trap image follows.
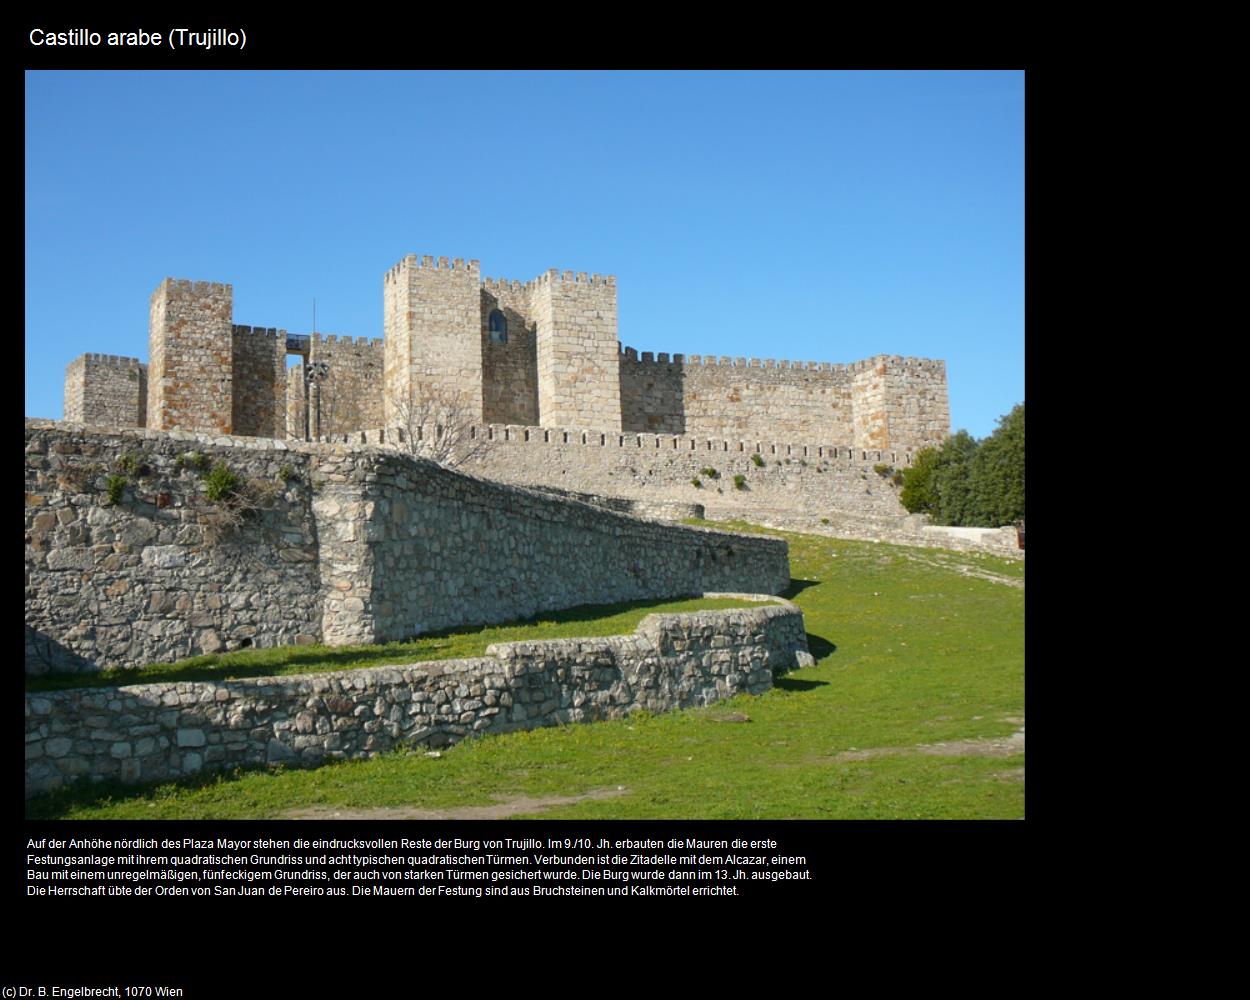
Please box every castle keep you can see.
[65,255,950,451]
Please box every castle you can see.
[64,254,950,452]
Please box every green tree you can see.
[970,403,1024,525]
[900,446,941,515]
[931,430,983,526]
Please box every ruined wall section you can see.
[535,270,621,430]
[230,326,286,439]
[64,355,147,428]
[147,279,233,434]
[382,255,482,427]
[317,447,789,643]
[25,602,807,797]
[26,421,790,673]
[480,278,539,426]
[25,422,321,674]
[308,334,384,436]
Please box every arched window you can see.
[489,309,508,344]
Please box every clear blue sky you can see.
[25,70,1023,438]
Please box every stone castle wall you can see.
[308,333,384,435]
[534,270,621,430]
[24,600,808,798]
[323,422,915,524]
[64,354,147,429]
[480,277,539,426]
[70,255,950,453]
[620,350,857,442]
[25,420,790,674]
[231,326,287,438]
[383,255,483,424]
[147,280,234,434]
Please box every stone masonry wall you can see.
[312,447,791,645]
[25,422,322,674]
[147,279,234,434]
[481,278,539,426]
[231,326,286,439]
[620,350,857,442]
[26,421,791,672]
[308,333,384,435]
[65,355,147,428]
[24,601,808,798]
[535,270,621,430]
[322,423,916,524]
[383,255,483,424]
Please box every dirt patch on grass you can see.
[283,786,628,820]
[830,726,1025,763]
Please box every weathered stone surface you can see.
[24,601,809,798]
[26,422,789,673]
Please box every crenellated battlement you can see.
[315,421,917,468]
[231,325,284,341]
[312,333,384,349]
[74,353,145,368]
[482,276,537,293]
[156,278,232,297]
[73,252,949,454]
[535,268,615,287]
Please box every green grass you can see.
[26,522,1024,819]
[24,595,761,692]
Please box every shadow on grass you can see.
[783,578,821,599]
[24,763,273,820]
[774,676,829,692]
[806,633,836,662]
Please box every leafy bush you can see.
[203,462,240,502]
[750,453,764,467]
[277,464,296,483]
[873,463,892,477]
[733,474,747,490]
[104,474,127,505]
[699,467,719,480]
[691,478,702,488]
[116,451,147,477]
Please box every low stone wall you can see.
[24,600,809,799]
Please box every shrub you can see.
[277,464,296,483]
[733,474,747,490]
[104,474,126,505]
[691,478,702,488]
[750,453,764,467]
[177,451,211,473]
[116,450,148,477]
[873,463,892,477]
[699,467,719,480]
[203,462,240,502]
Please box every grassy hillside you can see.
[26,523,1024,819]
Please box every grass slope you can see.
[27,523,1024,819]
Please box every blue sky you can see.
[25,70,1023,438]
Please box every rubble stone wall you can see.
[24,601,808,798]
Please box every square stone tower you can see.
[382,255,482,427]
[531,269,621,430]
[147,279,234,433]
